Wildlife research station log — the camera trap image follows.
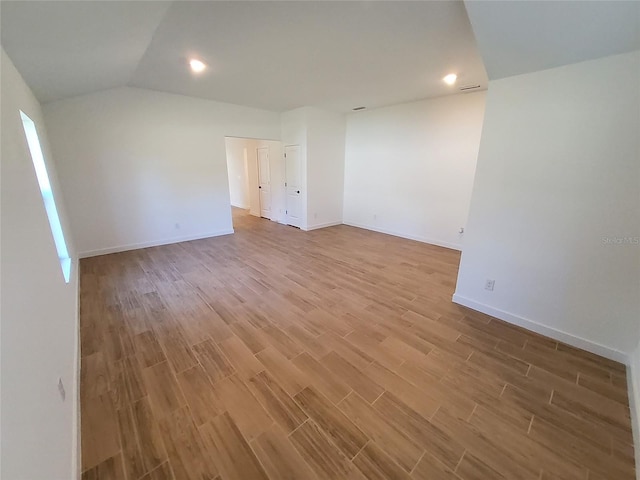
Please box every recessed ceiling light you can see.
[189,59,206,73]
[443,73,457,85]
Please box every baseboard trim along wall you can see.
[628,349,640,480]
[73,257,81,480]
[230,202,250,209]
[78,229,235,258]
[303,221,343,231]
[344,221,461,251]
[452,293,629,364]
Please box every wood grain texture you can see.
[79,208,635,479]
[192,339,235,384]
[132,397,167,473]
[81,454,126,480]
[246,370,308,433]
[410,452,461,480]
[353,442,412,480]
[116,405,146,480]
[199,411,269,480]
[289,420,367,480]
[339,392,423,472]
[142,361,185,419]
[251,424,319,480]
[292,351,352,404]
[138,462,174,480]
[294,386,368,459]
[157,406,218,480]
[176,364,222,426]
[212,374,274,442]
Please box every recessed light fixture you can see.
[189,59,206,73]
[443,73,457,85]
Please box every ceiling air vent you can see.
[459,84,481,91]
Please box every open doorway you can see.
[224,137,284,229]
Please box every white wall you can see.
[343,92,486,249]
[225,137,252,209]
[281,107,309,229]
[245,139,261,216]
[259,139,285,224]
[280,106,346,231]
[42,86,281,257]
[306,107,346,230]
[454,51,640,360]
[1,48,80,480]
[225,137,285,222]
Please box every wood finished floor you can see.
[80,208,635,480]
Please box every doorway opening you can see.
[224,137,283,229]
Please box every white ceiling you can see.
[1,1,487,112]
[0,1,172,103]
[464,0,640,80]
[2,2,638,113]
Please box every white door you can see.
[257,147,271,219]
[285,145,302,228]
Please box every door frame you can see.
[257,146,271,220]
[284,144,302,228]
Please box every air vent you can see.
[459,85,481,91]
[352,106,366,111]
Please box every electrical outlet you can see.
[485,279,495,291]
[58,377,66,401]
[175,223,180,230]
[373,214,378,220]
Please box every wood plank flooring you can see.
[80,208,635,480]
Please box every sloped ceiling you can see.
[1,1,487,112]
[464,0,640,80]
[4,1,636,112]
[0,1,172,103]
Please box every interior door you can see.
[257,147,271,219]
[285,145,301,228]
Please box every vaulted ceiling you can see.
[1,1,638,113]
[0,1,487,112]
[465,0,640,80]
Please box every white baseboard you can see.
[72,257,81,479]
[627,348,640,480]
[78,229,235,258]
[231,203,249,209]
[452,293,628,363]
[304,221,343,231]
[343,221,461,251]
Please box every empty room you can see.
[1,1,639,479]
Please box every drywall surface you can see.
[225,137,284,222]
[306,107,346,230]
[454,51,640,360]
[280,107,309,229]
[1,48,80,479]
[225,137,252,209]
[42,86,281,257]
[343,92,486,249]
[258,139,285,224]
